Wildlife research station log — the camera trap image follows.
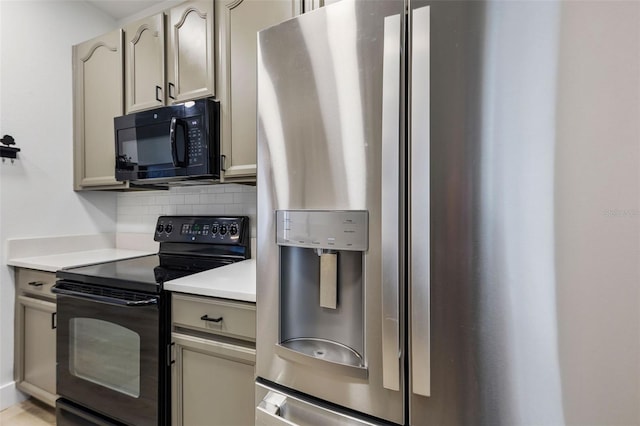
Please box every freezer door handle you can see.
[380,11,402,392]
[410,4,431,397]
[256,392,297,426]
[255,386,380,426]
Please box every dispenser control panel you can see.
[276,210,368,251]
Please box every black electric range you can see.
[53,216,250,426]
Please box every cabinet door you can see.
[15,296,57,407]
[172,333,256,426]
[216,0,298,181]
[124,13,166,113]
[167,1,216,103]
[73,29,127,190]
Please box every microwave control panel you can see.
[154,215,248,244]
[186,117,204,165]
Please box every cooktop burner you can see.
[57,216,251,293]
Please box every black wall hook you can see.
[1,134,21,163]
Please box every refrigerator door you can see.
[408,0,490,424]
[257,0,404,423]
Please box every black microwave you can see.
[114,98,220,184]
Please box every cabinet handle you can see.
[200,314,223,323]
[51,312,57,330]
[168,82,176,100]
[155,85,162,102]
[167,342,175,367]
[28,281,44,287]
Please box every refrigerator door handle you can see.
[410,4,431,397]
[381,12,402,392]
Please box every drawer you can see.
[16,269,56,300]
[172,293,256,341]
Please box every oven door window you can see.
[69,318,141,398]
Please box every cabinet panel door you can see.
[172,333,255,426]
[167,1,215,103]
[124,13,165,113]
[73,29,127,190]
[17,296,57,406]
[217,0,298,181]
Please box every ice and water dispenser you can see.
[276,210,368,376]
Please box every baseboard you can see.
[0,381,27,411]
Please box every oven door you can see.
[54,282,160,426]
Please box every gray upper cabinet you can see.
[125,1,215,114]
[73,28,128,190]
[216,0,299,181]
[124,13,166,113]
[167,1,216,103]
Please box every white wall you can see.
[0,0,118,410]
[479,1,639,424]
[555,2,639,424]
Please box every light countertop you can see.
[7,249,155,273]
[164,258,256,303]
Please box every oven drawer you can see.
[17,269,56,300]
[172,293,256,341]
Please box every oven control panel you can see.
[154,216,249,244]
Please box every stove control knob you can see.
[165,224,173,234]
[229,225,238,236]
[211,225,219,235]
[156,224,164,233]
[219,225,228,236]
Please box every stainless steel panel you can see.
[276,210,368,251]
[257,0,404,423]
[409,4,431,398]
[380,10,402,393]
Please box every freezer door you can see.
[255,382,380,426]
[257,0,405,423]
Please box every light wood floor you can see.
[0,398,55,426]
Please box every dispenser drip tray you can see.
[281,338,364,368]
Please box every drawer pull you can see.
[28,281,45,287]
[200,314,223,323]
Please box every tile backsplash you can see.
[117,184,257,237]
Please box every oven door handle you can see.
[51,284,158,307]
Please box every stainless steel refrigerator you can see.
[256,0,639,425]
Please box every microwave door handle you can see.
[170,117,188,167]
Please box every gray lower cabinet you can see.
[171,293,256,426]
[14,269,57,407]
